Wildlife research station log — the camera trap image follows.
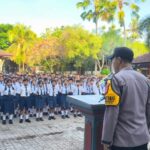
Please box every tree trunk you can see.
[0,59,4,73]
[97,54,105,73]
[19,64,21,73]
[22,63,25,73]
[94,20,98,75]
[123,22,127,46]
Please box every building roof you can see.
[132,53,150,64]
[0,50,12,58]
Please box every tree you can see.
[139,16,150,49]
[112,0,144,44]
[76,0,117,74]
[0,24,13,49]
[126,18,140,42]
[58,26,102,73]
[77,0,116,34]
[6,24,37,72]
[127,41,149,58]
[95,28,124,72]
[28,31,60,72]
[101,28,124,55]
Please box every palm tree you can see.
[7,24,37,72]
[113,0,143,45]
[76,0,116,74]
[139,16,150,49]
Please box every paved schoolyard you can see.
[0,116,84,150]
[1,116,150,150]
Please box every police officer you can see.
[102,47,150,150]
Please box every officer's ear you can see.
[116,57,122,64]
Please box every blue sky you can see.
[0,0,149,35]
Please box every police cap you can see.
[108,47,134,62]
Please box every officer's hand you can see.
[103,144,110,150]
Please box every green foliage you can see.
[6,24,37,71]
[0,24,13,49]
[101,29,124,55]
[76,0,117,32]
[101,68,110,75]
[1,22,149,74]
[139,16,150,48]
[57,26,102,68]
[127,41,149,58]
[128,18,140,41]
[118,10,125,26]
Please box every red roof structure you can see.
[132,53,150,77]
[0,50,12,58]
[133,53,150,64]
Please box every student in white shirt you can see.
[2,79,15,125]
[19,78,31,123]
[35,80,45,121]
[61,80,70,119]
[48,80,58,120]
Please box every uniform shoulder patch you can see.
[104,79,120,106]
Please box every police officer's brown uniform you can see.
[102,47,150,150]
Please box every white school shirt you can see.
[56,84,62,93]
[36,86,45,95]
[67,84,76,95]
[14,82,22,94]
[86,84,99,95]
[92,84,99,95]
[99,80,106,95]
[0,83,5,96]
[74,85,85,95]
[61,85,69,94]
[31,84,37,94]
[3,85,16,96]
[49,85,59,96]
[43,83,51,95]
[20,84,31,97]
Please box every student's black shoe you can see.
[33,114,36,117]
[43,112,48,116]
[74,114,77,118]
[77,114,82,117]
[51,116,56,120]
[39,118,44,121]
[25,119,31,123]
[36,118,40,121]
[65,115,70,118]
[48,116,51,120]
[58,111,61,115]
[9,120,13,124]
[29,114,33,117]
[2,120,6,125]
[70,110,74,113]
[19,119,23,123]
[54,112,58,115]
[61,115,65,119]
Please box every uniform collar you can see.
[119,66,133,72]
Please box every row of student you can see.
[0,75,106,125]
